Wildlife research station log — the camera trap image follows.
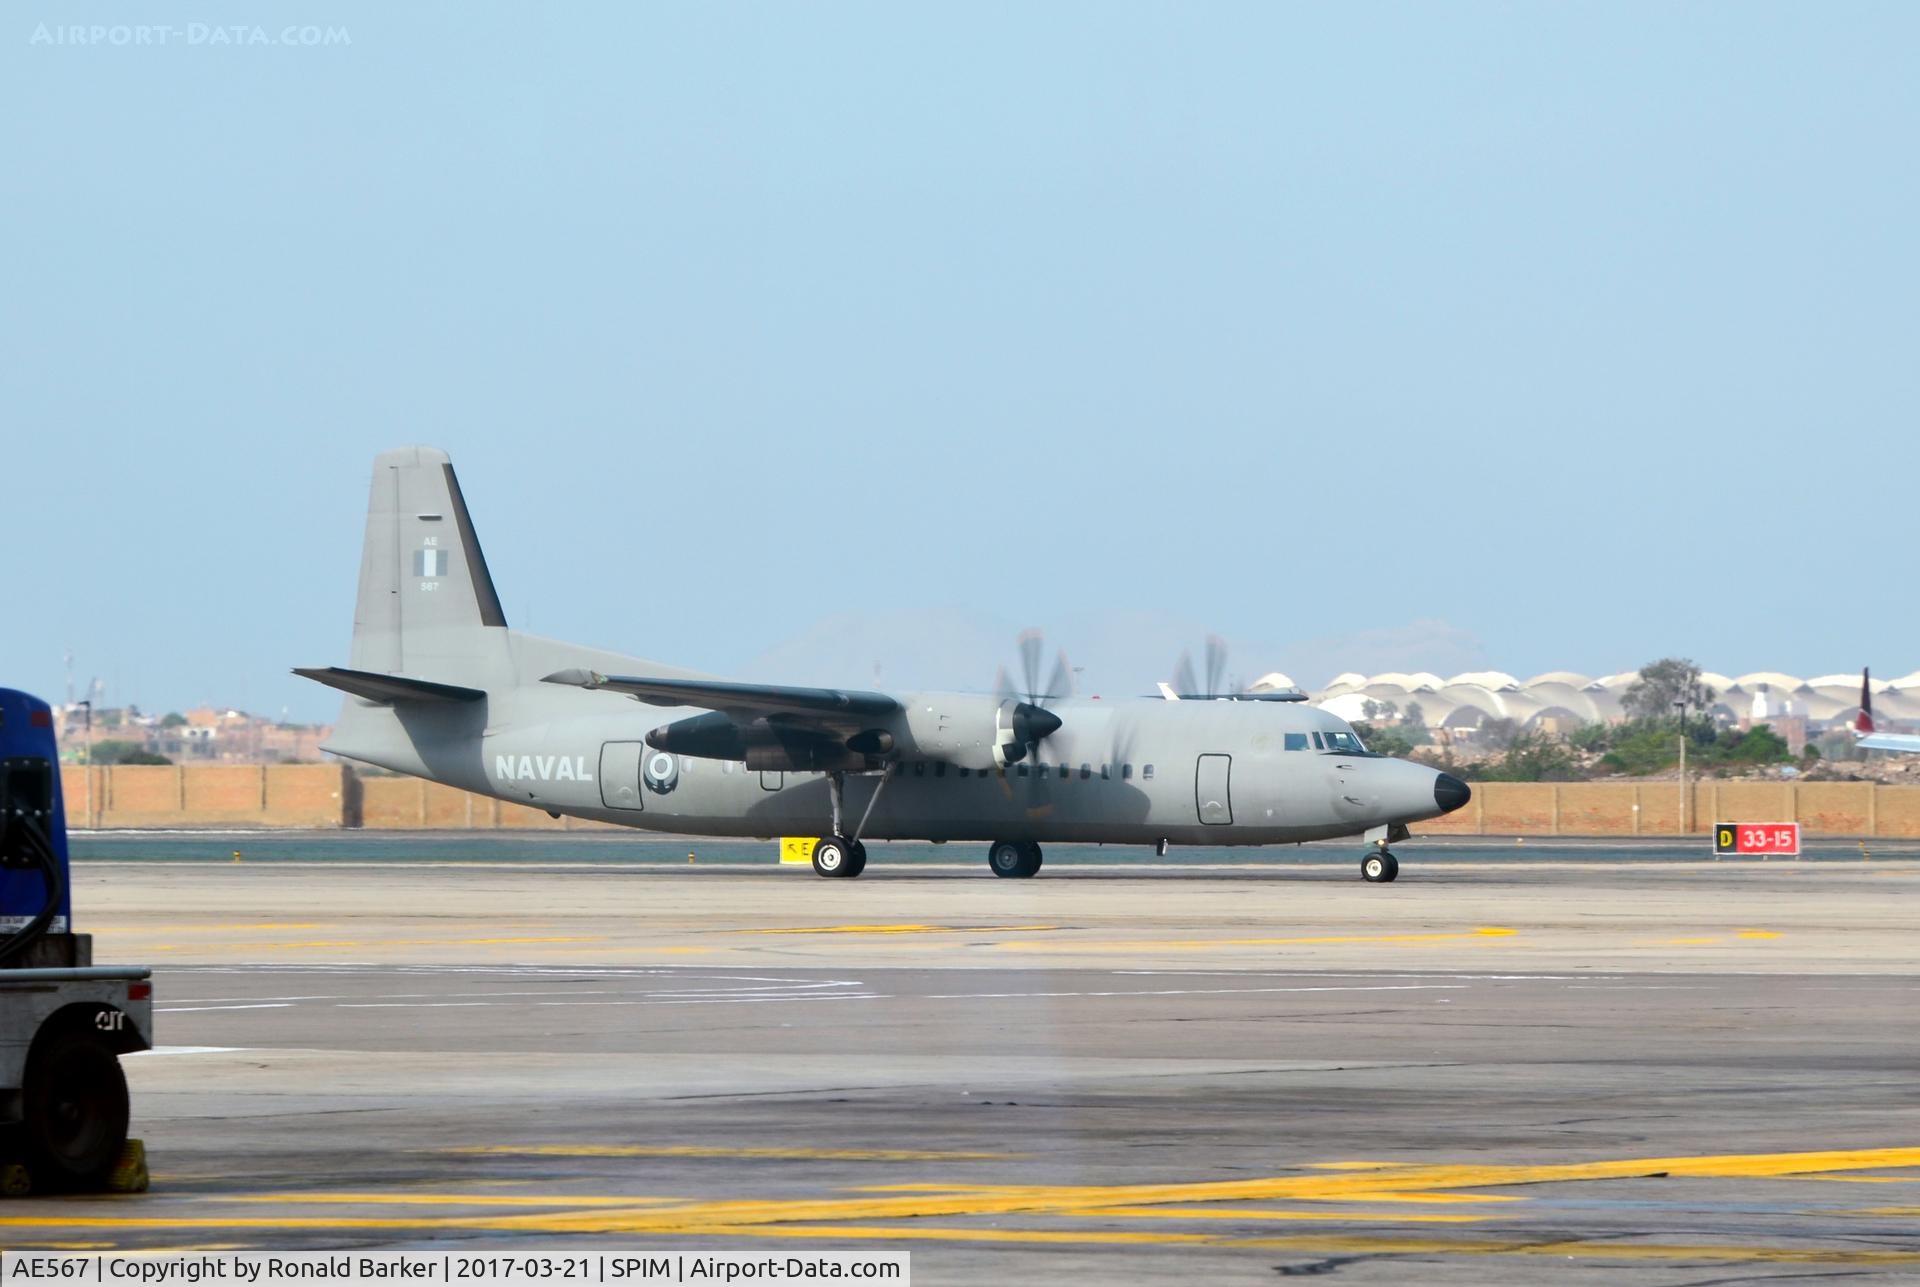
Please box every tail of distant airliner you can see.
[1854,668,1875,736]
[1851,667,1920,754]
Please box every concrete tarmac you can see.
[6,849,1919,1283]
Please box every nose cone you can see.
[1434,772,1471,815]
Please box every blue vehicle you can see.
[0,688,152,1193]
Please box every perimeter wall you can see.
[54,765,1920,837]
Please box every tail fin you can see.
[1853,668,1875,736]
[347,447,511,683]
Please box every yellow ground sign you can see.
[779,837,819,865]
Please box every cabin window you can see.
[1038,764,1049,779]
[934,762,946,777]
[1101,764,1111,779]
[1121,764,1133,780]
[1080,763,1092,779]
[1143,763,1156,780]
[1017,764,1030,777]
[1058,763,1069,779]
[1284,732,1309,751]
[957,766,968,778]
[913,762,926,777]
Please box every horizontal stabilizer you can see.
[293,666,485,705]
[542,669,899,720]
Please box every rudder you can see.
[349,447,511,684]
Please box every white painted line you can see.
[125,1046,248,1057]
[922,984,1471,1000]
[155,1003,295,1013]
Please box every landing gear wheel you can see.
[1361,851,1400,883]
[844,840,868,878]
[988,840,1042,878]
[812,835,856,878]
[20,1027,129,1192]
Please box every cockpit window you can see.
[1322,729,1369,754]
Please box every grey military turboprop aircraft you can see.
[299,449,1471,882]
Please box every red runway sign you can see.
[1714,822,1800,856]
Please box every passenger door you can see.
[1195,754,1233,825]
[599,741,646,811]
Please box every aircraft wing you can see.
[1859,732,1920,753]
[541,669,900,725]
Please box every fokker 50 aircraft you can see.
[299,449,1471,882]
[1854,669,1920,753]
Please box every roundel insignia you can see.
[644,750,680,795]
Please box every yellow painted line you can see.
[1076,1206,1487,1224]
[1735,928,1780,938]
[446,1145,1024,1162]
[94,923,328,932]
[222,1194,683,1208]
[737,924,1060,936]
[995,927,1518,951]
[145,936,605,952]
[7,1215,1920,1265]
[855,1182,1517,1203]
[1844,1206,1920,1216]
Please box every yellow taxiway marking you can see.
[737,924,1059,936]
[854,1183,1516,1204]
[144,936,605,952]
[223,1194,683,1208]
[446,1145,1024,1162]
[995,927,1517,950]
[1736,929,1781,938]
[16,1216,1912,1266]
[11,1146,1919,1266]
[1075,1206,1487,1224]
[94,923,329,933]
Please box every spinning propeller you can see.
[992,628,1070,766]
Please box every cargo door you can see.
[1195,753,1232,825]
[599,741,645,811]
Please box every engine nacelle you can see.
[893,694,1060,771]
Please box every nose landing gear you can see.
[1361,849,1399,882]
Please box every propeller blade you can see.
[1204,635,1227,700]
[1042,651,1072,705]
[993,665,1016,705]
[1017,629,1045,703]
[1173,651,1198,699]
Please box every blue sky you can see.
[4,4,1914,722]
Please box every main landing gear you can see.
[810,766,892,879]
[988,839,1043,878]
[1361,848,1400,883]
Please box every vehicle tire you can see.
[843,841,868,878]
[812,836,853,878]
[1362,852,1391,883]
[1380,852,1399,882]
[988,840,1028,878]
[20,1026,128,1192]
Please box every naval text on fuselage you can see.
[1,1253,909,1286]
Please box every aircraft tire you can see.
[812,836,855,878]
[988,840,1042,878]
[1361,851,1399,883]
[844,841,868,878]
